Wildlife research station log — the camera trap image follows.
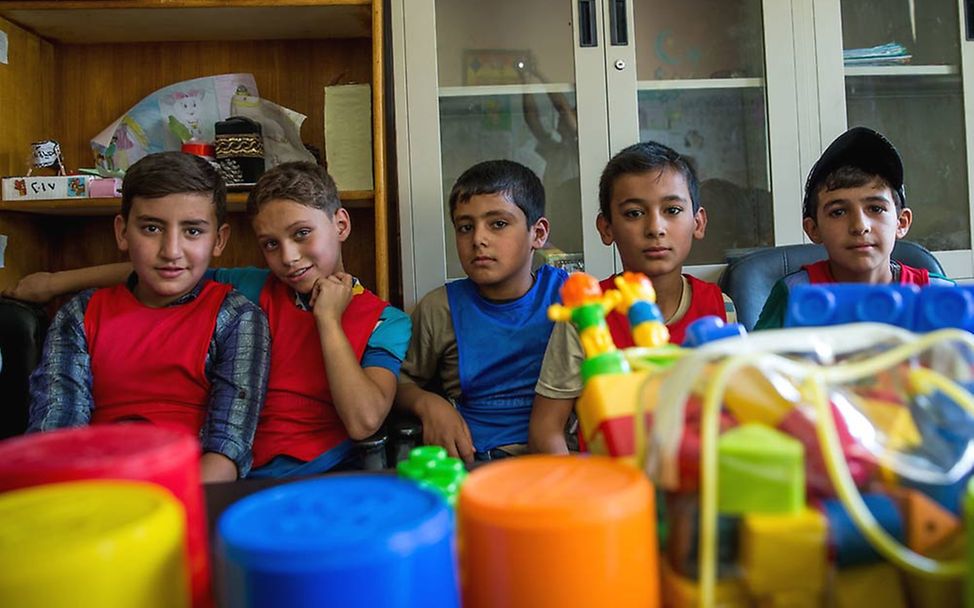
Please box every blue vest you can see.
[446,264,568,452]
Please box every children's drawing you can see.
[165,89,207,141]
[91,74,258,175]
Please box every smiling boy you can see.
[397,160,567,462]
[754,127,952,330]
[27,152,270,483]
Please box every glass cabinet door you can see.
[434,0,584,281]
[629,0,776,266]
[837,0,972,274]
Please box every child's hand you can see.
[417,395,475,463]
[310,272,354,324]
[2,272,57,303]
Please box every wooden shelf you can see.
[0,1,371,43]
[0,190,375,216]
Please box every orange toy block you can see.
[883,485,961,555]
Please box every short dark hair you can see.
[599,141,700,219]
[247,161,340,218]
[121,152,227,225]
[805,165,906,220]
[448,160,545,225]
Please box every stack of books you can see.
[843,42,912,66]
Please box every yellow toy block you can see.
[660,561,749,608]
[740,508,827,596]
[755,590,823,608]
[722,366,797,427]
[834,563,906,608]
[855,397,922,450]
[578,371,658,464]
[903,533,964,608]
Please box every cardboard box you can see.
[2,175,91,201]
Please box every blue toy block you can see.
[785,283,974,333]
[785,284,919,330]
[682,316,747,347]
[820,493,905,567]
[913,287,974,333]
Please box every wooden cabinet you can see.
[0,0,390,299]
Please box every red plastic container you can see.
[0,425,209,607]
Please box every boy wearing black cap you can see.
[754,126,951,330]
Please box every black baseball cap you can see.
[802,126,906,218]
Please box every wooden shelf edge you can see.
[0,190,375,216]
[0,1,370,9]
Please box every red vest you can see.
[85,281,231,433]
[601,274,727,347]
[803,259,930,286]
[253,276,388,467]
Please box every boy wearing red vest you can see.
[528,141,736,454]
[397,161,567,463]
[12,162,410,478]
[754,127,952,330]
[209,163,410,477]
[27,152,271,482]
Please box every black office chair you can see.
[0,298,48,439]
[718,240,946,332]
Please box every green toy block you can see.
[717,423,804,515]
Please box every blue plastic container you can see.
[217,475,459,608]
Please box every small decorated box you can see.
[88,177,123,198]
[2,175,91,201]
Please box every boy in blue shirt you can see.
[397,160,567,462]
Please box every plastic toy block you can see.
[396,446,467,506]
[665,493,739,579]
[659,561,749,608]
[833,563,906,608]
[739,508,828,595]
[682,316,746,348]
[785,283,919,329]
[913,286,974,333]
[755,591,823,608]
[820,493,905,567]
[855,397,922,451]
[882,485,961,555]
[722,366,796,427]
[676,400,736,492]
[903,533,964,608]
[577,370,656,464]
[717,424,805,515]
[777,403,874,498]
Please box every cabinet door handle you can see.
[967,0,974,40]
[609,0,628,46]
[579,0,598,47]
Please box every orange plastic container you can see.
[458,455,658,608]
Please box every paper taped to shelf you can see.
[324,84,373,191]
[2,176,91,201]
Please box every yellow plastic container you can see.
[458,455,658,608]
[0,480,189,608]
